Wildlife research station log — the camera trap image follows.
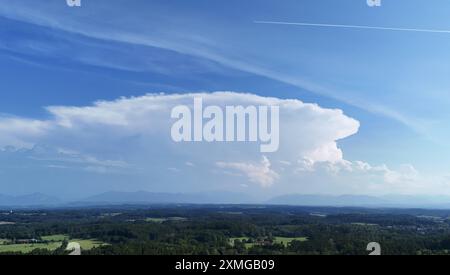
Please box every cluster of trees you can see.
[2,206,450,255]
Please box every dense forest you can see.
[1,205,450,255]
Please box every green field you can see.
[351,223,378,226]
[229,237,254,249]
[0,242,63,253]
[273,237,308,245]
[145,217,167,223]
[69,239,107,250]
[230,236,308,249]
[0,234,107,253]
[145,217,187,223]
[41,234,68,242]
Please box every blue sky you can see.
[0,0,450,199]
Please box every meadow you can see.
[230,236,308,248]
[0,234,107,253]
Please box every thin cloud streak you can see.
[254,21,450,34]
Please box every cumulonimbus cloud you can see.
[0,91,429,195]
[0,91,360,156]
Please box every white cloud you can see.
[0,91,445,195]
[168,167,181,173]
[291,159,440,195]
[0,92,360,161]
[0,117,50,147]
[216,156,279,188]
[0,92,360,191]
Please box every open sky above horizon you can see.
[1,0,450,199]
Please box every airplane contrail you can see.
[254,20,450,34]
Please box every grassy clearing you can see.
[229,237,254,249]
[145,217,167,223]
[69,239,107,250]
[145,217,187,223]
[0,242,63,253]
[351,223,378,226]
[273,237,308,245]
[41,235,106,249]
[0,234,107,253]
[230,236,308,248]
[100,212,122,218]
[41,234,69,242]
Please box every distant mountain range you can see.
[77,191,258,205]
[2,191,450,209]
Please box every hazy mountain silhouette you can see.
[2,191,450,208]
[76,190,257,205]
